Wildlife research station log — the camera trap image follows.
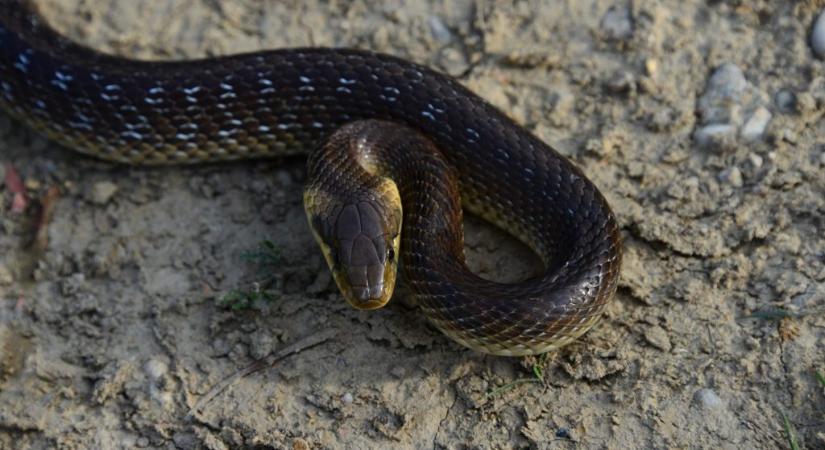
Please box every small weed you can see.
[532,352,549,380]
[485,378,542,398]
[219,283,280,310]
[747,308,799,320]
[781,411,800,450]
[486,354,549,398]
[218,240,282,310]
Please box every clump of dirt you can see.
[0,0,823,448]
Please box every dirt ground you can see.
[1,0,824,449]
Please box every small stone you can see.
[600,6,633,41]
[643,325,672,352]
[699,63,749,125]
[438,46,470,77]
[811,9,825,59]
[693,388,723,410]
[775,90,795,113]
[707,63,747,101]
[0,264,12,286]
[740,107,772,140]
[748,153,764,169]
[644,58,658,76]
[605,71,636,95]
[24,178,41,190]
[428,15,453,43]
[135,437,150,448]
[694,123,736,150]
[341,392,354,405]
[143,358,168,381]
[719,166,743,188]
[89,181,118,205]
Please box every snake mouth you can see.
[349,297,390,311]
[346,280,392,310]
[353,284,385,302]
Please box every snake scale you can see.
[0,0,621,355]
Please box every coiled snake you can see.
[0,0,621,355]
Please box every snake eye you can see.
[387,248,395,262]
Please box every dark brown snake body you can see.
[0,0,621,355]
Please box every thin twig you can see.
[187,329,337,418]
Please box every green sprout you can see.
[218,240,282,310]
[485,354,548,398]
[781,412,799,450]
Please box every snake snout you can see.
[344,235,388,304]
[323,201,400,310]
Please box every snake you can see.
[0,0,622,356]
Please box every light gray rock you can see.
[812,9,825,58]
[694,123,736,150]
[600,6,633,41]
[693,388,724,410]
[741,107,772,140]
[698,63,748,124]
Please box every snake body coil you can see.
[0,0,622,355]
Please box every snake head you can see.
[304,181,402,310]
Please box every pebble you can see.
[719,166,743,188]
[438,46,470,77]
[24,178,41,190]
[644,58,658,76]
[600,6,633,41]
[693,388,723,410]
[693,123,736,150]
[748,153,764,169]
[699,63,748,124]
[341,392,354,405]
[643,325,672,352]
[740,107,772,141]
[707,63,747,102]
[812,9,825,59]
[89,181,118,205]
[606,71,636,95]
[428,15,453,43]
[143,358,168,381]
[775,90,795,113]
